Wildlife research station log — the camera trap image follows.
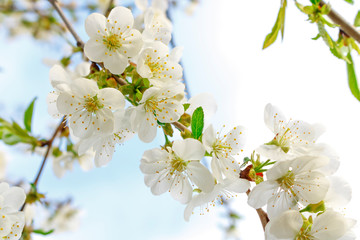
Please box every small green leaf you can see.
[162,123,174,137]
[310,0,320,5]
[343,0,354,4]
[346,53,360,101]
[263,0,287,49]
[191,107,204,139]
[33,229,55,235]
[183,103,190,111]
[24,97,37,132]
[355,11,360,27]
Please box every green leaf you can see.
[355,11,360,27]
[263,0,287,49]
[191,107,204,139]
[349,38,360,55]
[310,0,320,5]
[317,21,333,48]
[344,0,354,4]
[183,103,190,111]
[346,53,360,101]
[33,229,54,235]
[24,97,36,132]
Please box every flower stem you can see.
[48,0,85,48]
[320,1,360,43]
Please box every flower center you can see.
[277,170,295,190]
[170,156,188,175]
[265,128,291,153]
[84,95,103,113]
[212,136,232,158]
[103,33,122,51]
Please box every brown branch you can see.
[320,1,360,43]
[48,0,84,48]
[33,118,66,186]
[171,121,188,132]
[104,0,114,17]
[246,190,269,231]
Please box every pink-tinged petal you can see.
[85,13,107,37]
[269,210,303,239]
[84,38,107,63]
[172,139,205,161]
[247,180,279,209]
[98,88,125,110]
[187,162,214,193]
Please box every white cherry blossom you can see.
[184,178,250,221]
[84,6,143,74]
[42,203,82,233]
[47,63,90,119]
[78,109,135,167]
[142,6,172,45]
[140,139,214,204]
[0,182,26,240]
[52,147,94,178]
[266,210,356,240]
[136,41,183,87]
[56,77,125,138]
[248,155,330,219]
[257,103,325,161]
[202,124,246,181]
[131,82,185,142]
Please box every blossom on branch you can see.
[0,182,26,240]
[84,6,143,74]
[140,139,214,204]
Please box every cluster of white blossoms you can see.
[43,2,356,239]
[249,104,355,239]
[0,182,26,240]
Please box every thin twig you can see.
[33,118,66,186]
[171,121,188,132]
[320,1,360,43]
[246,190,269,231]
[48,0,84,48]
[104,0,114,17]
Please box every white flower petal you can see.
[268,210,303,239]
[172,139,205,161]
[85,13,106,38]
[248,180,279,209]
[187,162,214,193]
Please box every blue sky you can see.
[1,0,360,239]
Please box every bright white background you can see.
[1,0,360,239]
